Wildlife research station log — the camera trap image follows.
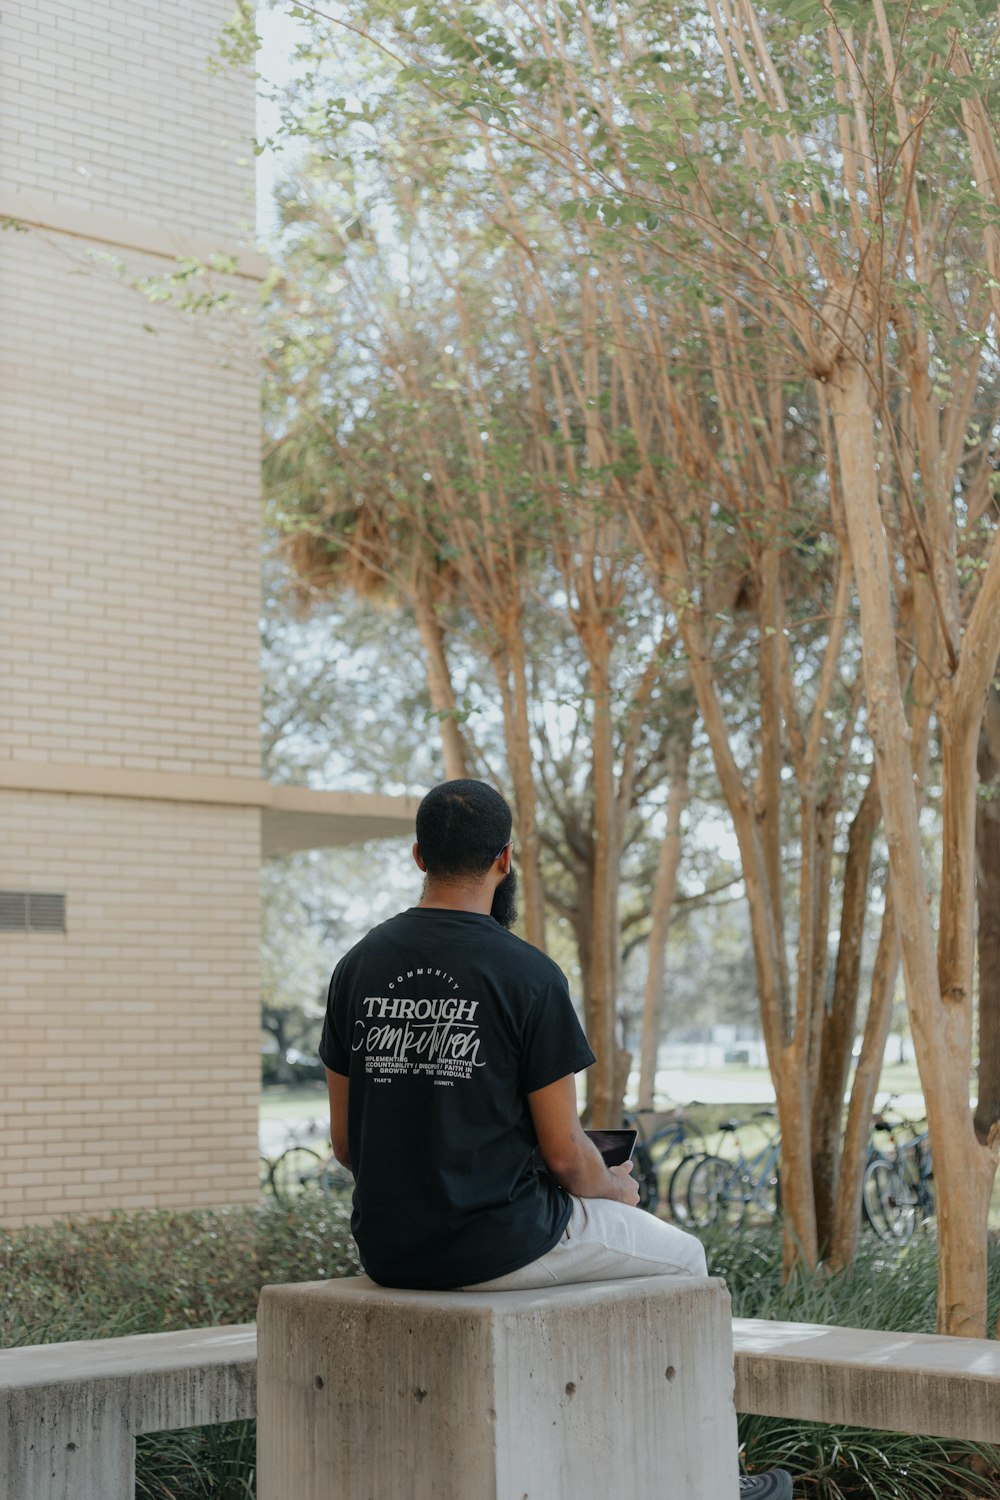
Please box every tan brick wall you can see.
[0,0,254,243]
[0,793,260,1225]
[0,1,263,1222]
[0,228,261,777]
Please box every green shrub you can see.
[1,1198,359,1500]
[4,1210,998,1499]
[0,1196,359,1347]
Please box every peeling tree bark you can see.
[491,629,547,953]
[827,340,999,1334]
[974,687,1000,1144]
[931,688,998,1336]
[671,601,818,1267]
[583,630,621,1128]
[413,595,472,782]
[827,883,901,1270]
[811,772,879,1252]
[507,641,546,951]
[827,599,936,1267]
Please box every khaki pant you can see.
[460,1196,707,1290]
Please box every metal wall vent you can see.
[0,891,66,933]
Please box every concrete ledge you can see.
[734,1318,1000,1441]
[0,1326,256,1500]
[258,1274,739,1500]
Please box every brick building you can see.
[0,1,413,1225]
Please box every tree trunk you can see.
[811,773,879,1251]
[805,799,837,1107]
[828,343,996,1334]
[506,634,547,951]
[585,631,621,1128]
[571,854,597,1121]
[637,755,690,1109]
[800,792,839,1260]
[262,1010,296,1086]
[770,1053,817,1272]
[974,687,1000,1143]
[926,1079,995,1337]
[672,606,816,1266]
[756,544,786,961]
[826,884,900,1269]
[828,586,936,1270]
[486,630,547,953]
[933,688,999,1335]
[413,595,472,780]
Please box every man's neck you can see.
[418,880,492,917]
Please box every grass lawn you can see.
[258,1064,1000,1224]
[259,1080,327,1121]
[649,1059,927,1110]
[259,1059,931,1123]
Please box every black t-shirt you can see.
[318,907,595,1290]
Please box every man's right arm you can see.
[528,1074,639,1206]
[325,1066,352,1172]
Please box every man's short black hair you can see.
[415,780,513,881]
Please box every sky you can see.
[255,4,310,243]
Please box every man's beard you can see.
[491,866,518,930]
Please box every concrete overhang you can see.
[0,761,418,855]
[0,188,270,281]
[261,785,418,856]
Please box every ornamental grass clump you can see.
[135,1419,257,1500]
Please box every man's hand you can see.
[609,1160,640,1207]
[528,1074,641,1206]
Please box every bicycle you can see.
[267,1144,353,1204]
[260,1117,335,1202]
[664,1109,774,1222]
[861,1106,934,1245]
[624,1105,707,1216]
[682,1112,782,1229]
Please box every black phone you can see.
[584,1128,638,1168]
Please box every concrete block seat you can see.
[258,1273,739,1500]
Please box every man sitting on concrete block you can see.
[320,779,791,1500]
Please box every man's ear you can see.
[497,842,513,877]
[413,842,428,873]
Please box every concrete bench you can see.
[4,1296,999,1499]
[733,1317,1000,1442]
[257,1274,740,1500]
[0,1324,256,1500]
